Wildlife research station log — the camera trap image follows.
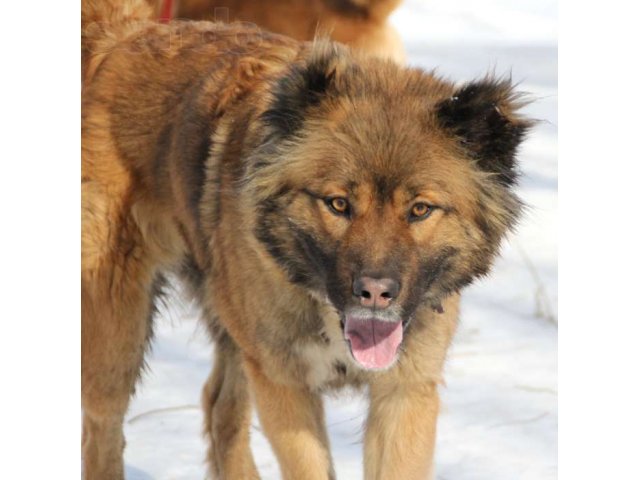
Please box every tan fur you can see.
[82,1,529,478]
[202,334,259,479]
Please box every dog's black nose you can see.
[352,277,400,309]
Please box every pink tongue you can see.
[344,316,403,370]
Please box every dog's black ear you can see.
[436,78,532,186]
[262,43,341,139]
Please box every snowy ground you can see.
[122,1,558,479]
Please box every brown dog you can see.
[141,0,403,61]
[81,1,530,478]
[174,0,405,62]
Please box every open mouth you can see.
[343,313,403,370]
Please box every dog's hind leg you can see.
[202,332,259,479]
[81,181,160,480]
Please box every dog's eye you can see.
[409,203,433,222]
[326,197,350,216]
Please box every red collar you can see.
[159,0,173,23]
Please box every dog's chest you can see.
[293,301,358,390]
[296,333,353,390]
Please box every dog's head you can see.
[247,44,531,370]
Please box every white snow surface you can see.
[122,1,558,478]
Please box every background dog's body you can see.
[141,0,404,62]
[81,1,529,478]
[174,0,405,62]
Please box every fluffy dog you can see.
[81,1,530,478]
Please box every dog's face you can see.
[249,45,530,370]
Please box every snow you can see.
[122,1,558,478]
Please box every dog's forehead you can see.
[326,99,451,159]
[304,137,474,209]
[318,126,464,190]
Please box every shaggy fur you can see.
[81,1,531,478]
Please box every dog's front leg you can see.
[364,380,439,480]
[244,358,335,480]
